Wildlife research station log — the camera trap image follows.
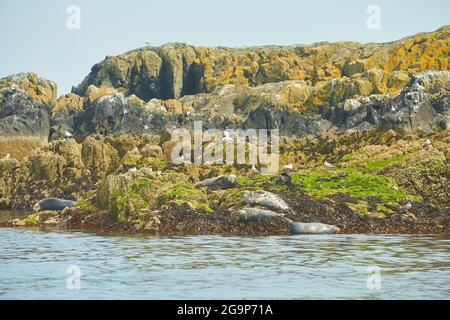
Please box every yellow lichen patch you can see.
[51,93,84,117]
[0,72,57,106]
[85,85,119,104]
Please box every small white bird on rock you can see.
[422,139,431,149]
[64,131,73,138]
[128,167,138,173]
[323,161,335,169]
[400,202,412,211]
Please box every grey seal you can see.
[238,207,285,223]
[288,222,340,235]
[33,198,76,212]
[195,175,237,189]
[240,190,290,212]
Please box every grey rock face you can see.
[238,207,285,223]
[74,94,167,137]
[240,190,290,212]
[0,87,50,137]
[288,222,340,235]
[195,175,237,189]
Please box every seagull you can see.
[128,167,138,172]
[400,202,412,211]
[323,161,335,169]
[251,164,259,174]
[422,139,431,149]
[284,164,293,170]
[144,125,149,130]
[64,131,73,138]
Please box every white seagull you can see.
[64,131,73,138]
[128,167,138,172]
[323,161,335,169]
[400,202,412,211]
[422,139,431,149]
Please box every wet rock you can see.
[195,175,237,189]
[240,190,290,212]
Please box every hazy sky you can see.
[0,0,448,95]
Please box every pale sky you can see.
[0,0,448,95]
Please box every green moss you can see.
[159,183,212,213]
[24,213,39,226]
[236,175,273,188]
[110,178,153,222]
[291,168,416,202]
[76,199,96,210]
[364,153,408,171]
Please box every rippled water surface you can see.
[0,228,449,299]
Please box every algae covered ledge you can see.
[0,26,449,235]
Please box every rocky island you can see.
[0,26,449,235]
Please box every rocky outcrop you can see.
[72,26,449,102]
[0,27,449,235]
[0,73,55,137]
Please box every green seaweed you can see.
[159,183,212,213]
[24,213,39,226]
[290,168,418,202]
[110,178,153,222]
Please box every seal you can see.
[33,198,76,212]
[195,175,237,189]
[288,222,340,235]
[238,207,285,223]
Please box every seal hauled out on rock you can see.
[195,175,237,189]
[238,207,285,223]
[240,190,290,212]
[288,221,340,235]
[33,198,76,212]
